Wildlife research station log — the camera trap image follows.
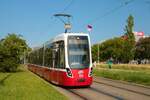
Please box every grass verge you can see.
[96,64,150,70]
[0,65,67,100]
[94,64,150,86]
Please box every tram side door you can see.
[53,43,60,84]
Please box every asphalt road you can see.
[53,77,150,100]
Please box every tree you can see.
[96,38,127,63]
[91,15,136,63]
[135,37,150,60]
[0,33,28,72]
[91,44,99,62]
[123,15,135,62]
[124,14,135,41]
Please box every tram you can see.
[28,33,93,87]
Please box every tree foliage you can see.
[0,33,28,72]
[92,15,136,63]
[93,37,134,63]
[124,15,135,62]
[135,37,150,60]
[125,15,135,41]
[91,44,98,62]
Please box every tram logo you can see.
[78,70,84,77]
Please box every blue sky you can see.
[0,0,150,47]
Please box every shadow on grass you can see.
[15,69,25,73]
[0,68,25,73]
[0,74,12,86]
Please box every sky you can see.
[0,0,150,47]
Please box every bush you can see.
[0,57,19,72]
[0,44,19,72]
[0,33,28,72]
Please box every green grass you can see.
[94,64,150,86]
[0,65,67,100]
[96,64,150,71]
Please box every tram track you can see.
[67,86,124,100]
[88,87,124,100]
[53,80,150,100]
[30,68,150,100]
[47,75,150,100]
[94,77,150,89]
[65,78,150,100]
[67,89,89,100]
[93,80,150,97]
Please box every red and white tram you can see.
[28,33,93,87]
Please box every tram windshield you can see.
[68,36,90,69]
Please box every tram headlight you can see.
[66,68,72,77]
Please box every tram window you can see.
[30,51,37,64]
[39,48,43,66]
[59,42,65,69]
[37,50,40,65]
[53,43,59,68]
[44,43,53,68]
[68,36,90,69]
[33,51,37,64]
[53,41,65,69]
[35,50,38,65]
[35,50,39,65]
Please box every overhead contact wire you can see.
[88,0,135,25]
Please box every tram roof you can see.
[52,32,89,42]
[32,32,89,50]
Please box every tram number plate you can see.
[78,78,85,82]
